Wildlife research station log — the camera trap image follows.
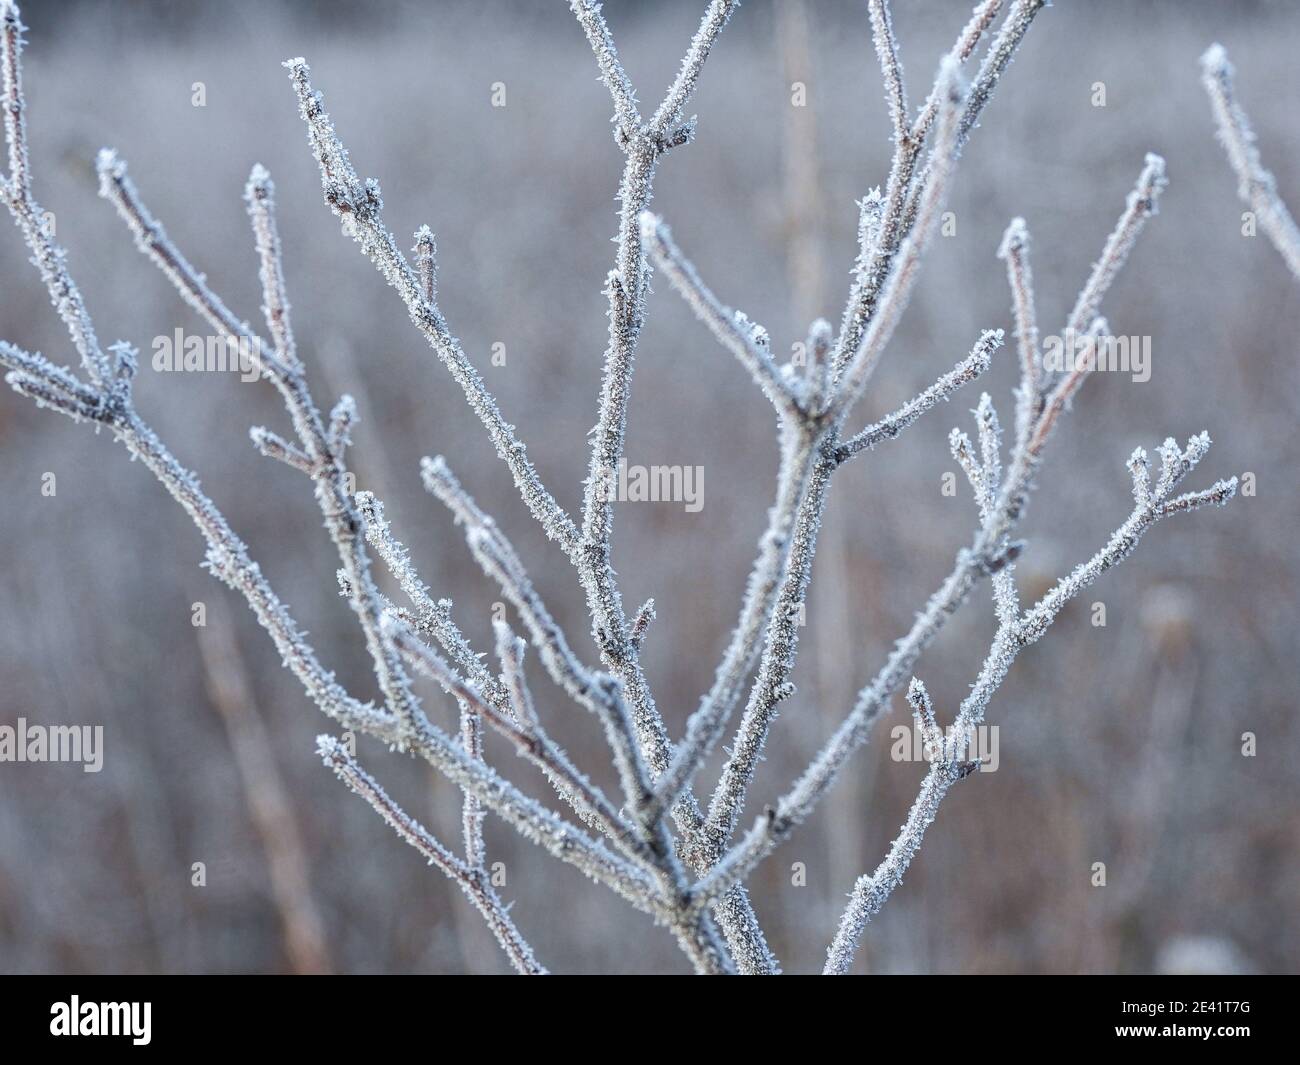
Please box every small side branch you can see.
[997,217,1041,442]
[282,57,580,557]
[386,612,653,867]
[422,456,654,817]
[569,0,642,142]
[648,0,738,139]
[834,56,965,416]
[318,736,545,974]
[835,329,1001,464]
[867,0,908,147]
[1201,44,1300,281]
[822,436,1236,972]
[822,681,976,975]
[641,212,801,417]
[1064,153,1167,337]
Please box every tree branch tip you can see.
[997,216,1029,258]
[630,597,656,649]
[1200,43,1230,76]
[410,224,436,256]
[245,163,273,198]
[420,454,453,489]
[1134,153,1169,208]
[94,147,125,187]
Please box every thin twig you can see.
[1201,43,1300,281]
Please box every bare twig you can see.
[1201,43,1300,281]
[318,737,545,975]
[0,0,1251,976]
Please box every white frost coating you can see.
[0,0,1249,976]
[1201,44,1300,281]
[318,735,544,975]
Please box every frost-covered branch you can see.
[101,153,426,735]
[559,0,770,972]
[460,697,488,872]
[867,0,908,147]
[699,57,969,871]
[494,620,539,730]
[0,0,1251,976]
[318,736,544,975]
[822,680,976,975]
[825,437,1235,972]
[569,0,642,143]
[422,456,653,817]
[911,0,1003,144]
[833,56,964,415]
[569,6,740,838]
[698,154,1185,909]
[834,330,1001,464]
[834,0,1039,380]
[0,3,112,388]
[640,212,801,416]
[420,455,733,972]
[629,599,656,652]
[282,58,580,558]
[384,614,653,867]
[649,417,816,825]
[0,0,697,970]
[1201,44,1300,281]
[700,1,1043,903]
[647,0,737,139]
[996,217,1040,444]
[355,491,512,714]
[1062,154,1166,353]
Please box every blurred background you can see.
[0,0,1296,975]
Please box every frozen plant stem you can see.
[825,439,1235,974]
[319,737,544,975]
[695,153,1188,917]
[1200,43,1300,282]
[0,0,1250,974]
